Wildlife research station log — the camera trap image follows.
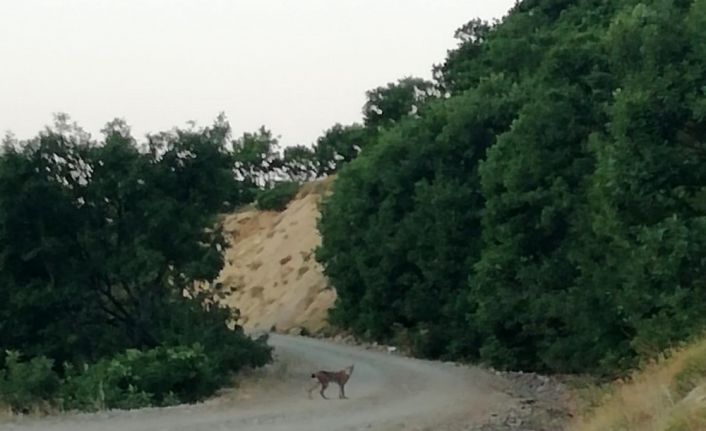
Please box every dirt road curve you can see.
[2,334,515,431]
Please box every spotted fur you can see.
[307,364,354,399]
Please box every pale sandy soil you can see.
[217,178,336,334]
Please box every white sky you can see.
[0,0,515,146]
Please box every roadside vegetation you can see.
[575,335,706,430]
[317,0,706,376]
[312,0,706,428]
[3,0,705,425]
[0,71,375,413]
[0,118,277,413]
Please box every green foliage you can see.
[231,126,283,192]
[0,116,240,361]
[0,115,272,411]
[0,340,269,413]
[363,77,436,130]
[281,145,317,182]
[230,122,372,188]
[255,181,300,211]
[150,290,272,376]
[0,352,60,412]
[317,0,706,375]
[318,74,522,358]
[312,124,372,176]
[60,345,218,411]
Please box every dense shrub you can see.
[0,118,272,412]
[255,181,300,211]
[150,290,272,375]
[0,352,60,412]
[317,0,706,375]
[60,345,217,411]
[0,338,270,413]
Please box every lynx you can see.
[307,364,354,399]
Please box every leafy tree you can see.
[317,0,706,375]
[433,18,493,93]
[281,145,317,182]
[312,123,371,177]
[318,75,522,358]
[0,118,101,363]
[363,77,436,130]
[231,126,283,190]
[0,115,271,373]
[302,77,437,180]
[578,0,706,369]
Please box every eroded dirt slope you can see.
[218,178,336,334]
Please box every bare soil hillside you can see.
[217,178,336,334]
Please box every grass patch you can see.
[574,338,706,431]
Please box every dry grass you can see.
[573,339,706,431]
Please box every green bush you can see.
[0,335,271,413]
[149,290,273,376]
[0,351,61,412]
[255,181,299,211]
[60,345,217,411]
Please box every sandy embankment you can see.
[217,178,336,334]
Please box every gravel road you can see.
[1,334,516,431]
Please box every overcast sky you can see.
[0,0,516,146]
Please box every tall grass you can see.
[574,339,706,431]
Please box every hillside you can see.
[217,178,336,334]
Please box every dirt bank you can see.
[217,178,336,334]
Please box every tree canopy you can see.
[0,116,271,410]
[317,0,706,374]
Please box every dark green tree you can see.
[363,77,436,130]
[231,126,283,190]
[318,75,522,358]
[281,145,317,182]
[312,123,371,176]
[317,0,706,375]
[0,115,271,371]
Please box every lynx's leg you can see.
[319,381,329,399]
[339,382,347,399]
[306,380,320,399]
